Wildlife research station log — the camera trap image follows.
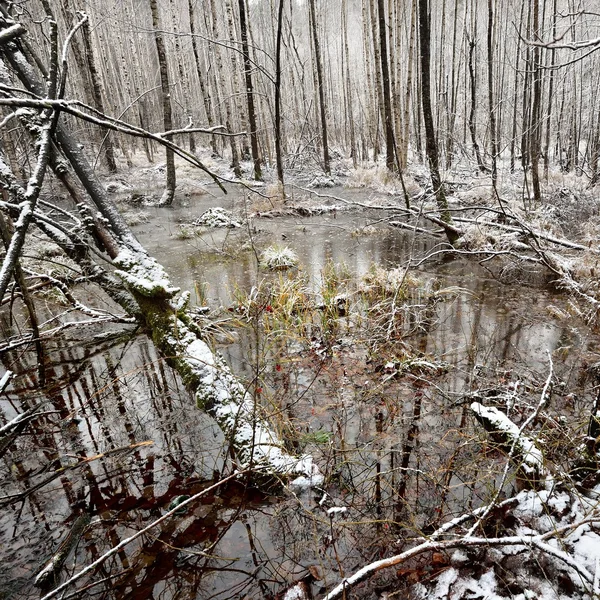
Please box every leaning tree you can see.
[0,4,319,483]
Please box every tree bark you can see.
[376,0,395,172]
[487,0,498,187]
[188,0,218,156]
[238,0,262,180]
[209,0,241,178]
[275,0,285,184]
[467,36,487,172]
[81,17,117,173]
[529,0,542,204]
[149,0,176,205]
[417,0,457,244]
[308,0,330,174]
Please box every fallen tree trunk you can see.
[114,248,322,482]
[0,14,320,484]
[470,401,546,486]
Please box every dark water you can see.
[0,185,597,599]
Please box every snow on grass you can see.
[260,245,299,270]
[193,207,241,228]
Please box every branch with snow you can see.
[113,245,322,485]
[323,487,600,600]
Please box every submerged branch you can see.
[38,471,242,600]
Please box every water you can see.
[0,184,596,599]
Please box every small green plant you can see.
[300,429,333,445]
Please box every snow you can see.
[471,402,544,474]
[193,207,241,228]
[0,370,13,393]
[282,583,308,600]
[114,244,322,484]
[308,175,340,188]
[114,247,180,298]
[326,507,347,517]
[432,567,458,598]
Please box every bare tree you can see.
[149,0,176,205]
[418,0,457,244]
[308,0,330,174]
[238,0,262,180]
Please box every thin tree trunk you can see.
[209,0,242,178]
[275,0,285,184]
[169,0,196,155]
[149,0,176,205]
[401,0,417,169]
[187,0,218,156]
[369,0,384,162]
[341,0,357,167]
[510,1,526,173]
[238,0,262,180]
[362,0,377,160]
[376,0,395,172]
[225,0,249,158]
[418,0,457,244]
[529,0,542,204]
[308,0,330,174]
[487,0,498,187]
[445,0,460,167]
[80,14,117,172]
[467,36,486,172]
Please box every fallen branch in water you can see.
[38,470,244,600]
[35,513,92,590]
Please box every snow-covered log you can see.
[0,13,321,485]
[471,401,546,483]
[114,247,322,484]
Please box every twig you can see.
[38,470,244,600]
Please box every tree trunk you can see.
[376,0,395,172]
[467,36,486,173]
[149,0,176,205]
[169,0,196,155]
[80,12,117,172]
[225,0,249,159]
[341,0,357,167]
[187,0,218,156]
[543,0,558,179]
[275,0,285,184]
[529,0,542,205]
[417,0,457,244]
[209,0,242,178]
[238,0,262,180]
[400,0,417,169]
[487,0,498,187]
[308,0,330,175]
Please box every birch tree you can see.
[149,0,176,205]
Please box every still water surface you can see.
[0,186,596,599]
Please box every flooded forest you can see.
[3,0,600,598]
